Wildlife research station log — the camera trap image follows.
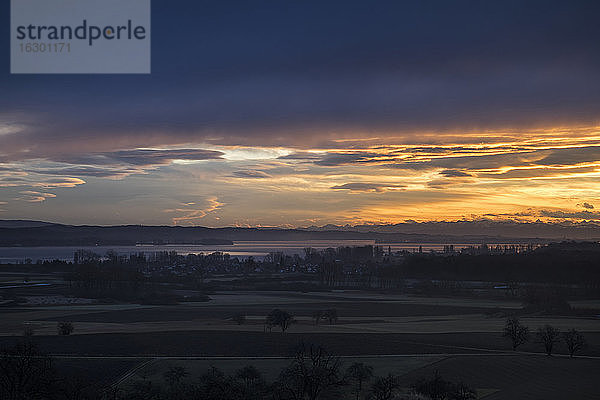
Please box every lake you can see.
[0,240,496,263]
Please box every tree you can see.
[563,329,586,357]
[451,382,477,400]
[127,379,162,400]
[58,321,74,335]
[413,372,449,400]
[196,367,232,400]
[60,374,100,400]
[0,341,56,399]
[274,343,343,400]
[163,366,188,390]
[502,317,529,350]
[235,365,268,399]
[312,309,338,326]
[232,313,247,325]
[312,310,324,326]
[413,372,476,400]
[324,309,338,325]
[235,365,262,388]
[345,362,374,400]
[266,309,295,333]
[536,325,560,356]
[22,325,35,337]
[369,374,399,400]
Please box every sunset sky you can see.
[2,1,600,227]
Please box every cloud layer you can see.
[2,1,600,225]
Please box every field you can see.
[397,355,599,400]
[111,354,597,400]
[1,330,599,358]
[1,283,599,399]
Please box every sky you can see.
[2,0,600,227]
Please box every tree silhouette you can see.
[413,371,448,400]
[452,382,478,400]
[345,362,374,400]
[266,309,295,333]
[369,373,399,400]
[312,309,338,326]
[235,365,269,399]
[0,341,56,399]
[57,321,74,335]
[196,366,231,400]
[128,379,162,400]
[312,310,324,325]
[502,317,529,351]
[563,329,586,357]
[536,325,560,356]
[274,343,343,400]
[325,309,338,325]
[22,325,35,337]
[413,372,476,400]
[163,366,188,390]
[235,365,263,388]
[232,312,247,325]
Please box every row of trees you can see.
[502,317,586,356]
[0,340,103,400]
[247,311,588,360]
[265,309,295,333]
[0,340,478,400]
[128,343,476,400]
[3,331,593,400]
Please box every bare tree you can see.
[413,372,476,400]
[345,362,374,400]
[60,374,100,400]
[235,365,263,389]
[325,309,338,325]
[536,325,560,356]
[0,341,56,399]
[234,365,269,398]
[502,317,529,351]
[563,329,586,358]
[369,374,399,400]
[22,325,35,338]
[266,309,295,333]
[196,366,231,400]
[231,312,247,325]
[274,343,343,400]
[163,366,188,390]
[413,371,448,400]
[312,309,338,326]
[312,310,324,326]
[57,321,74,336]
[452,382,477,400]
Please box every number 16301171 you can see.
[20,42,71,53]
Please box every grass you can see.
[110,353,600,400]
[53,358,140,386]
[0,331,597,357]
[118,355,445,389]
[397,355,599,400]
[32,301,510,323]
[0,285,597,399]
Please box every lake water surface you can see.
[0,240,496,263]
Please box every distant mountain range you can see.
[301,221,600,240]
[0,220,56,229]
[0,220,599,246]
